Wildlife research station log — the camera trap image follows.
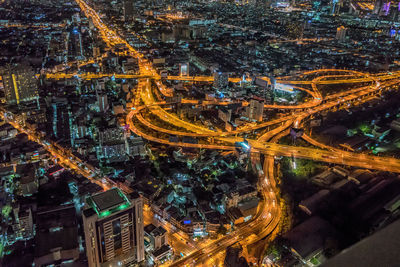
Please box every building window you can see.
[113,219,122,252]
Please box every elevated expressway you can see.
[127,71,400,265]
[128,73,400,266]
[45,0,400,265]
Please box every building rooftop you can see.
[87,187,131,218]
[152,244,172,258]
[284,216,337,259]
[323,218,400,267]
[145,223,167,237]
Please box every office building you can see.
[13,206,34,240]
[68,28,84,59]
[144,224,168,250]
[373,0,380,14]
[0,64,39,105]
[83,188,145,267]
[51,97,71,142]
[330,0,341,15]
[123,0,134,21]
[373,0,386,14]
[97,93,109,112]
[179,63,189,76]
[336,26,347,42]
[246,98,264,122]
[213,71,229,89]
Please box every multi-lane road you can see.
[6,0,400,265]
[62,0,400,265]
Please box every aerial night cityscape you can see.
[1,0,400,266]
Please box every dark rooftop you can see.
[89,187,129,213]
[152,245,172,258]
[323,219,400,267]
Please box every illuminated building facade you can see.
[0,64,39,105]
[82,188,144,267]
[96,93,109,113]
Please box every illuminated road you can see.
[27,0,400,265]
[5,0,400,265]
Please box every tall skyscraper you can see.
[96,92,109,113]
[213,71,229,89]
[179,63,189,76]
[83,188,144,267]
[0,64,39,105]
[373,0,383,14]
[123,0,134,21]
[68,28,84,59]
[246,98,264,122]
[336,26,347,42]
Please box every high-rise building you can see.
[335,26,347,42]
[83,188,144,267]
[13,206,34,240]
[373,0,383,14]
[381,1,391,15]
[0,64,39,105]
[50,97,71,142]
[93,46,101,58]
[123,0,134,21]
[246,98,264,122]
[72,13,81,24]
[330,0,341,15]
[68,28,84,59]
[213,71,229,89]
[96,93,109,113]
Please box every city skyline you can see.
[1,0,400,266]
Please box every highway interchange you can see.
[4,0,400,266]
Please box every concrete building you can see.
[213,71,229,89]
[336,26,347,42]
[83,188,144,267]
[127,136,146,157]
[123,0,134,21]
[218,107,232,123]
[13,206,34,240]
[97,93,109,113]
[179,63,189,76]
[246,98,264,122]
[34,205,79,266]
[51,97,71,142]
[225,185,258,208]
[0,64,39,105]
[144,224,168,250]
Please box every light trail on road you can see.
[32,0,400,265]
